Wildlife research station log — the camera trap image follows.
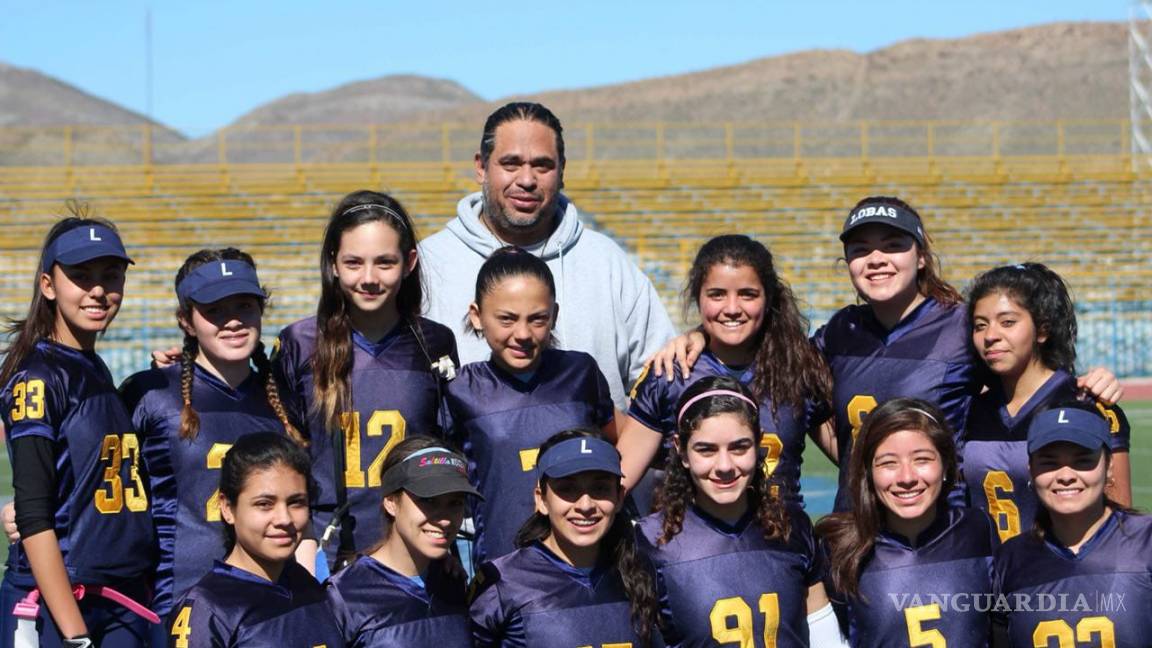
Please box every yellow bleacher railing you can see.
[0,119,1136,167]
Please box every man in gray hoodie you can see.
[418,102,675,409]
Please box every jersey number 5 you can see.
[94,434,148,514]
[710,593,779,647]
[905,603,946,647]
[342,410,406,488]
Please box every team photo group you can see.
[0,101,1148,648]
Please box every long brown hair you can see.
[844,196,962,306]
[173,248,304,446]
[0,204,118,387]
[312,190,422,433]
[815,398,957,599]
[658,376,790,546]
[514,428,660,647]
[682,235,831,414]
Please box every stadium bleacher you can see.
[1,121,1149,380]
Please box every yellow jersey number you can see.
[205,443,234,521]
[983,470,1021,542]
[905,603,946,647]
[10,379,46,422]
[94,433,148,514]
[847,395,878,441]
[1032,616,1115,648]
[170,605,192,648]
[342,410,406,488]
[710,593,780,648]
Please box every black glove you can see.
[64,636,93,648]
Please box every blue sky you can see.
[0,1,1130,136]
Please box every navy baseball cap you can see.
[538,437,622,479]
[380,447,482,499]
[839,200,926,246]
[1027,407,1111,455]
[176,260,267,307]
[41,224,133,272]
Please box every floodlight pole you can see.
[1130,1,1152,169]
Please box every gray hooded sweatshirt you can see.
[418,191,675,409]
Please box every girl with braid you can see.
[118,248,306,642]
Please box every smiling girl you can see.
[443,246,617,565]
[648,197,1123,514]
[469,429,658,647]
[617,234,831,514]
[276,190,458,570]
[961,263,1130,544]
[992,404,1151,646]
[0,214,155,648]
[636,376,841,647]
[817,398,999,647]
[325,436,477,647]
[116,248,306,640]
[168,432,343,647]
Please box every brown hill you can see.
[415,21,1126,125]
[227,74,481,127]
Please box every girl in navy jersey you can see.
[469,428,659,647]
[648,197,1122,513]
[992,403,1152,646]
[817,398,999,647]
[443,246,616,564]
[617,234,831,514]
[325,436,477,647]
[0,213,155,647]
[962,263,1130,544]
[117,248,307,643]
[275,190,458,571]
[168,432,343,647]
[635,376,842,647]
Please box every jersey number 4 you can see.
[94,434,148,514]
[342,410,406,488]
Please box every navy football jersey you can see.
[636,505,823,647]
[813,298,982,511]
[960,370,1130,544]
[992,510,1152,647]
[836,506,998,647]
[325,555,470,648]
[469,542,652,648]
[1,340,153,586]
[121,363,289,616]
[628,349,827,507]
[276,316,457,564]
[168,560,344,647]
[444,349,615,564]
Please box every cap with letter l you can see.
[176,260,267,308]
[1026,407,1111,455]
[537,436,623,479]
[839,199,926,246]
[42,224,134,272]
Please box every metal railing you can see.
[0,119,1135,167]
